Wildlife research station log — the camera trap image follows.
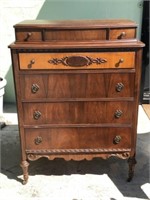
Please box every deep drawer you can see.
[25,127,131,150]
[23,102,133,125]
[20,73,134,99]
[19,52,135,70]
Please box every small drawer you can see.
[19,52,135,70]
[15,28,42,42]
[44,29,106,41]
[109,28,136,40]
[23,102,133,125]
[25,127,131,150]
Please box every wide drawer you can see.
[45,29,106,41]
[23,102,133,125]
[20,73,134,99]
[25,127,131,150]
[19,52,135,70]
[109,28,136,40]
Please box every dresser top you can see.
[14,19,137,29]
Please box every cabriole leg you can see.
[20,160,29,185]
[127,155,137,182]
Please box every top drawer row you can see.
[15,28,136,42]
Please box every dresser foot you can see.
[20,160,29,185]
[127,156,137,182]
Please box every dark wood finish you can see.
[109,28,136,40]
[9,19,144,184]
[23,101,133,125]
[20,73,134,99]
[16,28,42,42]
[45,29,106,41]
[25,127,131,150]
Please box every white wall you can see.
[0,0,45,102]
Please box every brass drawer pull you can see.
[33,111,41,120]
[48,55,107,67]
[115,58,124,67]
[116,82,124,92]
[118,58,124,64]
[113,135,122,144]
[114,110,123,118]
[31,84,39,93]
[34,136,42,145]
[28,59,35,69]
[118,32,126,39]
[24,32,32,41]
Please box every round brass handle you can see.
[30,59,35,64]
[113,135,122,144]
[31,84,39,93]
[118,31,126,39]
[116,82,124,92]
[115,58,124,67]
[118,58,124,64]
[24,32,32,41]
[34,136,42,145]
[33,111,41,120]
[28,59,35,68]
[114,110,123,118]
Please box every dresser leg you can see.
[127,156,137,182]
[20,160,29,185]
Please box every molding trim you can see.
[48,56,107,67]
[26,148,131,161]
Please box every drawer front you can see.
[23,102,133,125]
[16,28,42,42]
[19,52,135,70]
[21,73,134,99]
[109,28,136,40]
[45,29,106,41]
[25,127,131,150]
[20,75,47,99]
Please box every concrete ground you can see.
[0,104,150,200]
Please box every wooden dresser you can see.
[9,20,144,184]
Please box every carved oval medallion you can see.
[65,56,89,67]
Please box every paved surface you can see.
[0,104,150,199]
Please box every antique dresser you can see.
[9,19,144,184]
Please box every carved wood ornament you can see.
[48,55,107,67]
[26,148,131,161]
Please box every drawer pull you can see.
[118,32,126,39]
[34,136,42,145]
[33,111,41,120]
[115,58,124,67]
[24,32,32,41]
[48,56,107,67]
[28,59,35,68]
[118,58,124,64]
[116,82,124,92]
[114,110,123,118]
[113,135,122,144]
[31,84,39,93]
